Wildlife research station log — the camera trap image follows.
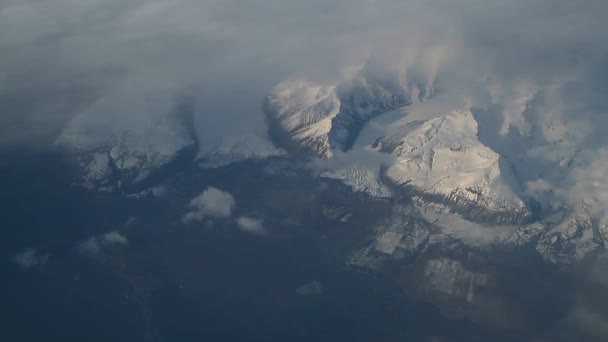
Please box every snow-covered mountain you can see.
[372,110,533,225]
[265,63,431,157]
[52,62,608,265]
[56,82,282,191]
[300,78,608,263]
[55,85,195,192]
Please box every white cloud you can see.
[236,217,267,235]
[182,187,235,224]
[12,248,50,269]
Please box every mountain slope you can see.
[373,110,533,224]
[265,64,427,157]
[55,85,194,191]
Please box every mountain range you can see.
[55,62,608,265]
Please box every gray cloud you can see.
[102,231,128,245]
[78,231,128,256]
[235,216,267,235]
[182,187,235,223]
[12,248,50,269]
[296,280,323,296]
[79,237,102,256]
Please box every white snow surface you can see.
[419,204,544,247]
[376,110,528,215]
[321,163,392,198]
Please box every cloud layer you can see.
[2,0,606,150]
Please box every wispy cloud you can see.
[12,248,50,269]
[102,231,128,245]
[78,231,128,256]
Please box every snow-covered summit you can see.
[373,110,533,224]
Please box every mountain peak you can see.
[375,110,533,224]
